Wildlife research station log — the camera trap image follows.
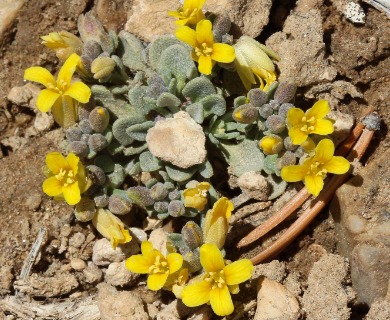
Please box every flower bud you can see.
[183,250,202,273]
[68,141,89,158]
[92,208,132,249]
[127,186,154,207]
[41,31,83,61]
[74,197,96,222]
[168,200,186,217]
[89,107,110,132]
[79,119,93,134]
[154,201,169,213]
[265,114,286,133]
[203,197,233,249]
[150,182,169,201]
[183,182,210,211]
[87,165,106,186]
[259,135,283,155]
[66,126,83,141]
[277,151,296,170]
[248,88,268,108]
[91,56,116,80]
[108,195,133,215]
[169,189,181,200]
[278,103,294,119]
[88,133,108,152]
[83,40,102,61]
[274,80,297,104]
[181,221,203,250]
[233,104,259,124]
[259,104,274,119]
[284,136,298,151]
[94,194,109,207]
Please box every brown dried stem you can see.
[236,106,374,249]
[250,128,375,265]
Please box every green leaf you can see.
[139,151,162,172]
[165,164,197,182]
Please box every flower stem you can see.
[249,127,375,265]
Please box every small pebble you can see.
[70,258,87,271]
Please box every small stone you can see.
[302,253,355,320]
[129,227,148,243]
[0,0,24,42]
[105,261,140,287]
[70,258,87,271]
[237,171,270,201]
[92,238,140,266]
[146,111,206,169]
[34,112,54,132]
[69,232,86,248]
[148,228,169,256]
[254,277,300,320]
[252,260,286,283]
[98,283,149,320]
[343,2,365,24]
[327,110,354,146]
[25,194,42,211]
[83,262,103,284]
[60,225,72,237]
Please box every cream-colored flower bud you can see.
[92,208,132,249]
[91,56,116,80]
[41,31,83,61]
[203,197,234,249]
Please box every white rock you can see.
[69,232,86,248]
[0,0,24,41]
[237,171,270,201]
[98,283,149,320]
[146,111,206,169]
[344,2,365,24]
[83,262,103,284]
[105,261,140,287]
[92,238,140,266]
[252,260,286,283]
[254,277,300,320]
[70,258,87,271]
[327,110,355,146]
[148,228,169,256]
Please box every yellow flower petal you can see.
[311,119,334,135]
[36,89,60,112]
[24,66,56,88]
[281,164,308,182]
[175,26,197,48]
[62,182,81,205]
[184,196,207,211]
[141,240,154,255]
[211,43,235,63]
[76,162,89,193]
[287,108,305,127]
[57,53,80,91]
[168,10,182,18]
[46,152,69,174]
[148,273,169,291]
[42,176,63,196]
[304,174,324,197]
[305,100,330,120]
[200,243,225,272]
[198,55,213,75]
[224,259,254,285]
[204,217,228,249]
[234,50,256,90]
[64,81,91,104]
[66,153,79,174]
[288,126,308,145]
[126,255,151,274]
[209,286,234,316]
[228,284,239,294]
[314,139,334,163]
[182,280,211,307]
[167,253,183,274]
[184,0,206,11]
[197,182,211,190]
[323,156,350,174]
[196,19,213,45]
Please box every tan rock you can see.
[254,277,300,320]
[148,228,169,256]
[83,262,103,284]
[92,238,140,266]
[251,260,286,283]
[237,171,270,201]
[146,111,206,169]
[125,0,273,42]
[0,0,24,41]
[70,258,87,271]
[98,283,149,320]
[104,261,140,287]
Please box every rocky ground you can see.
[0,0,389,319]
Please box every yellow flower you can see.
[233,36,279,91]
[42,152,90,205]
[176,19,235,75]
[41,31,83,61]
[24,53,91,128]
[203,197,234,249]
[165,267,189,298]
[126,241,183,291]
[287,100,334,146]
[168,0,206,26]
[259,135,283,155]
[181,243,254,316]
[183,181,210,211]
[92,208,132,249]
[281,139,350,196]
